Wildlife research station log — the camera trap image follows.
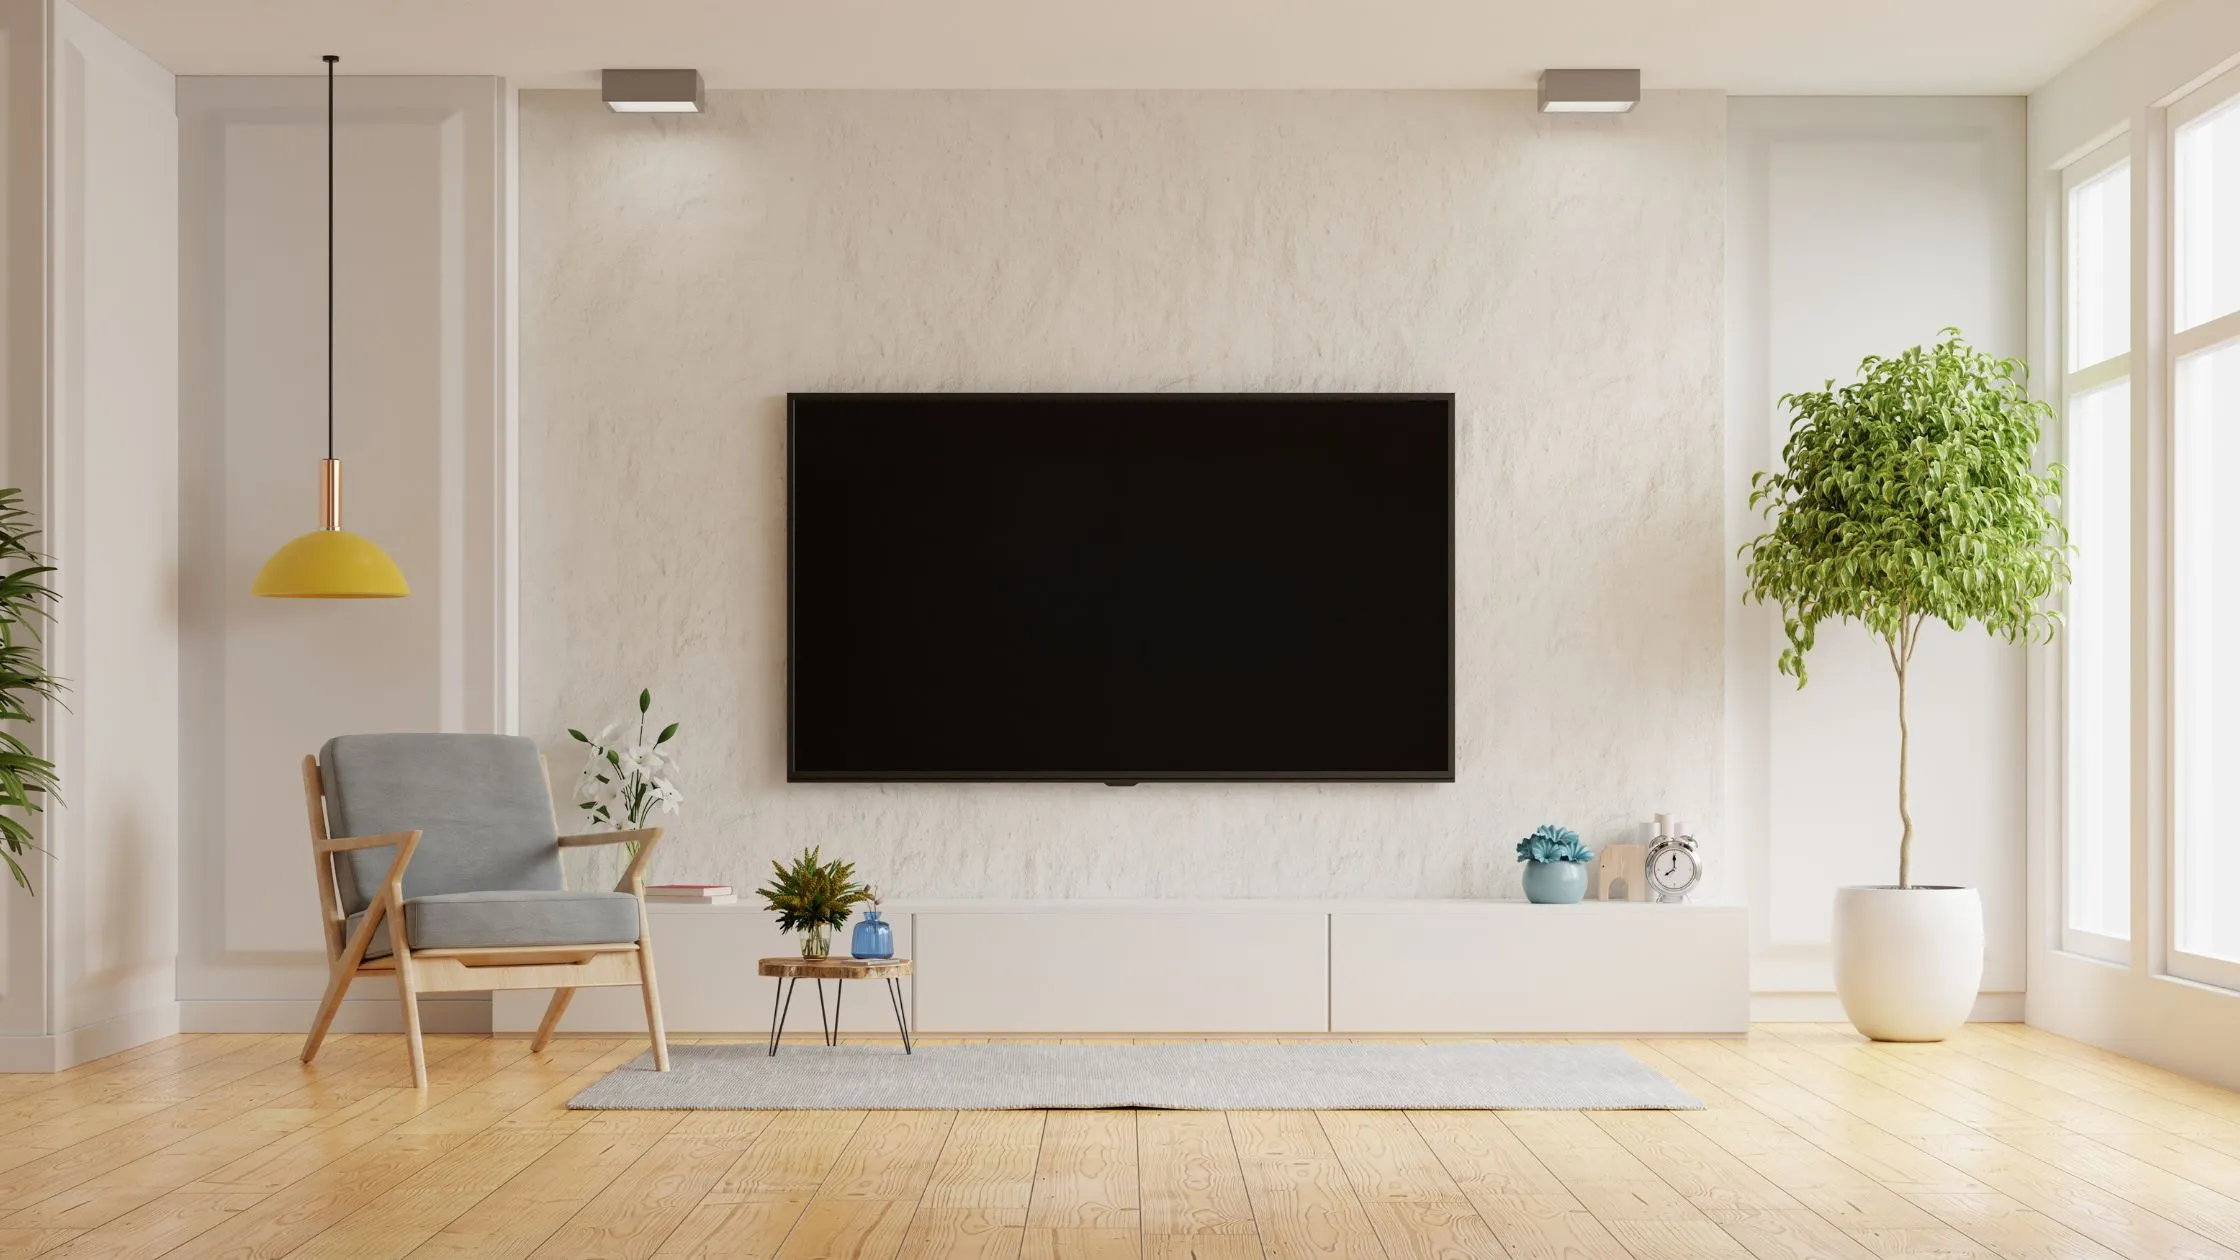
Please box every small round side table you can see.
[756,956,913,1057]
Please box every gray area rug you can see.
[568,1042,1703,1111]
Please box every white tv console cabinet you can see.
[493,899,1748,1038]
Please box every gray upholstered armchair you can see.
[298,733,669,1087]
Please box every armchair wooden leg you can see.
[303,898,386,1065]
[383,902,428,1089]
[302,958,352,1066]
[637,945,670,1071]
[531,988,575,1053]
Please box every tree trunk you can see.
[1896,628,1915,890]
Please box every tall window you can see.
[2173,71,2240,988]
[2063,140,2132,957]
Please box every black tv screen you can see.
[787,393,1454,781]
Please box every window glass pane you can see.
[2068,161,2130,368]
[2175,336,2240,964]
[2177,96,2240,332]
[2066,379,2130,941]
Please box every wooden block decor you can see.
[1594,843,1646,902]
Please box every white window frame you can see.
[2059,134,2136,965]
[2166,62,2240,994]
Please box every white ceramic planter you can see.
[1832,885,1983,1042]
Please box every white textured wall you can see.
[520,90,1726,899]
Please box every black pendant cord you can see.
[325,54,337,462]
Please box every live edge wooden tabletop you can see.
[756,955,912,979]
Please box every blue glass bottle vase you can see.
[851,909,894,959]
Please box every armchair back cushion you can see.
[319,733,563,914]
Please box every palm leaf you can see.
[0,487,59,896]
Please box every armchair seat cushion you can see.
[349,889,642,960]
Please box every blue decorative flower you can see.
[1515,824,1594,864]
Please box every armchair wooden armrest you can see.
[313,829,421,988]
[556,828,662,850]
[556,827,664,893]
[316,829,422,857]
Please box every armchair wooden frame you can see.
[297,754,671,1088]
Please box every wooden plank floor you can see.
[0,1024,2235,1258]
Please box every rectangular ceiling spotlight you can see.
[603,68,705,113]
[1537,68,1640,114]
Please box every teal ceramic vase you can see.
[1523,860,1588,904]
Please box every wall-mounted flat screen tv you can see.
[787,392,1454,782]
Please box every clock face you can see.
[1651,845,1699,890]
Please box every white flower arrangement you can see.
[568,688,682,860]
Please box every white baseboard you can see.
[0,1002,182,1072]
[1752,991,2022,1023]
[179,996,490,1035]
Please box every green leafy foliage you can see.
[1742,330,2068,683]
[0,489,59,894]
[753,846,870,933]
[1515,824,1593,864]
[1741,330,2069,886]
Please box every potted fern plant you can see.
[1743,329,2067,1042]
[754,846,870,958]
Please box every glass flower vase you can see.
[851,909,894,959]
[799,924,831,959]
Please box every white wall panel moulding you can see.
[0,0,182,1062]
[177,73,515,1015]
[1725,96,2027,1014]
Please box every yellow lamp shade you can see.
[252,528,410,598]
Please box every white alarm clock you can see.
[1645,826,1701,904]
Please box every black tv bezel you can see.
[785,391,1457,784]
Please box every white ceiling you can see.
[81,0,2154,94]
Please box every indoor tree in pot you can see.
[1743,329,2067,1042]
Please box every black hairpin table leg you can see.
[757,958,911,1056]
[886,976,913,1054]
[767,976,797,1057]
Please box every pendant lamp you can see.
[252,55,409,599]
